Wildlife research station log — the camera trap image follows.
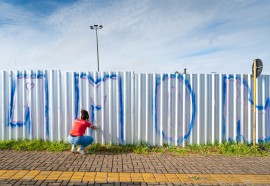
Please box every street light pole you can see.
[90,25,103,72]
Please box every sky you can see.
[0,0,270,74]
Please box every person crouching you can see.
[68,109,98,155]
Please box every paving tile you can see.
[0,150,270,185]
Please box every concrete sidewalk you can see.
[0,150,269,185]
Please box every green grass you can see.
[184,142,269,157]
[0,139,70,152]
[85,143,150,155]
[0,139,269,157]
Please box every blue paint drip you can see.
[222,75,227,141]
[74,72,80,118]
[44,73,49,138]
[91,104,95,123]
[154,75,160,135]
[236,120,245,142]
[119,75,124,144]
[26,106,31,138]
[9,73,16,127]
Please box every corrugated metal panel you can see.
[0,71,269,145]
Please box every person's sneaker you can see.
[77,149,86,155]
[71,146,77,153]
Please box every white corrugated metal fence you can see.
[0,71,269,146]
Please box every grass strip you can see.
[0,139,70,152]
[0,139,269,157]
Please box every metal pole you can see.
[96,29,100,72]
[253,60,257,146]
[90,25,102,72]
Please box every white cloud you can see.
[0,0,269,74]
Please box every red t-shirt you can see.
[69,119,92,136]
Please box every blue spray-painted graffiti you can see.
[154,74,196,143]
[118,76,124,143]
[154,73,269,144]
[223,74,270,142]
[222,74,246,142]
[90,98,102,124]
[74,72,124,143]
[8,71,49,138]
[74,72,80,119]
[236,120,245,142]
[6,71,269,144]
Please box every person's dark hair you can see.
[81,109,89,120]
